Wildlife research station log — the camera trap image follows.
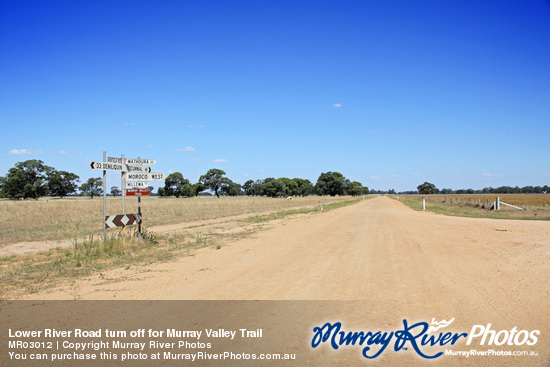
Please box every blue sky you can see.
[1,0,549,192]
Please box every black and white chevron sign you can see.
[105,214,141,228]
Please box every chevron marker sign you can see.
[105,214,141,228]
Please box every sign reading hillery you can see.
[90,152,163,241]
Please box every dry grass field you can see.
[398,194,550,220]
[0,195,358,246]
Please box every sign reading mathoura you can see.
[107,157,156,165]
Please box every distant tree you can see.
[279,177,298,197]
[157,187,167,197]
[221,178,243,196]
[243,179,264,196]
[387,189,396,195]
[345,181,367,196]
[47,170,80,198]
[163,172,194,198]
[315,171,346,196]
[0,160,52,199]
[260,178,285,197]
[80,177,103,198]
[243,180,255,196]
[417,182,438,195]
[293,178,314,196]
[199,169,228,198]
[110,186,121,197]
[147,186,155,194]
[251,179,264,196]
[193,182,208,197]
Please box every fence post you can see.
[496,197,500,210]
[423,197,426,211]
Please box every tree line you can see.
[158,169,369,198]
[5,160,545,200]
[416,182,550,195]
[0,160,369,199]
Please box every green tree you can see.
[193,182,208,196]
[251,179,264,196]
[0,160,52,199]
[293,178,314,197]
[243,180,255,196]
[80,177,103,198]
[278,177,298,197]
[47,170,80,197]
[261,178,285,197]
[164,172,194,198]
[199,169,228,198]
[346,181,368,196]
[417,182,438,195]
[315,171,346,196]
[222,178,243,196]
[110,186,121,196]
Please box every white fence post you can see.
[423,197,426,211]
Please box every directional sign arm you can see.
[126,172,165,181]
[90,161,126,171]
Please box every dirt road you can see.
[16,196,550,365]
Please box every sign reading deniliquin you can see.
[90,161,125,171]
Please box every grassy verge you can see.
[0,196,360,245]
[244,198,363,223]
[399,198,550,221]
[0,197,365,299]
[0,229,226,299]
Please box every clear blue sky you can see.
[1,0,549,192]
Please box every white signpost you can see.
[126,172,165,181]
[126,181,149,188]
[91,152,162,242]
[126,165,152,173]
[126,159,156,165]
[90,161,125,171]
